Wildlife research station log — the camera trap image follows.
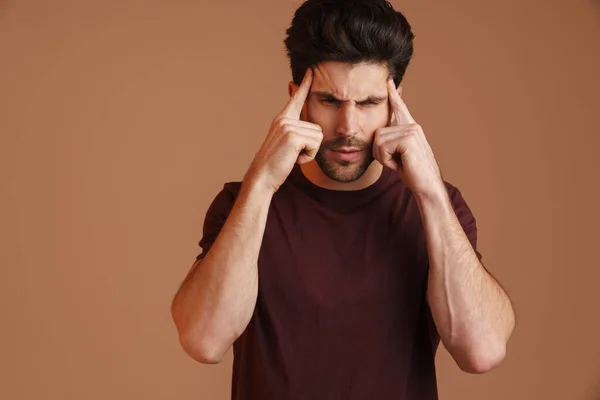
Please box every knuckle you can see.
[274,117,288,129]
[283,132,297,145]
[272,117,284,130]
[278,119,288,130]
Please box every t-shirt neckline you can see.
[287,163,396,212]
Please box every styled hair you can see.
[284,0,415,86]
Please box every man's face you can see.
[293,61,393,183]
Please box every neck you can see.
[299,161,384,191]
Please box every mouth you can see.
[329,148,362,161]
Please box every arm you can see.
[171,67,320,364]
[416,187,515,374]
[171,178,273,364]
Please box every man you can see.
[171,0,516,398]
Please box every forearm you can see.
[171,178,273,363]
[416,188,515,373]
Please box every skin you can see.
[289,61,393,191]
[172,61,516,373]
[290,61,516,373]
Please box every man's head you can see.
[284,0,414,183]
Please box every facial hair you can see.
[314,137,375,183]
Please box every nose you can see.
[336,103,359,137]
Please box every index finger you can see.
[387,77,415,125]
[281,68,313,119]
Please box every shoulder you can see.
[221,181,243,200]
[442,180,461,197]
[442,179,479,230]
[442,180,471,209]
[205,180,243,218]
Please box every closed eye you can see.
[320,98,380,106]
[357,100,381,106]
[314,93,386,107]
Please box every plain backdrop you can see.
[1,0,599,399]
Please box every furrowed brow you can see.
[311,91,386,103]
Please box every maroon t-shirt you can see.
[196,163,483,400]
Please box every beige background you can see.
[2,0,599,399]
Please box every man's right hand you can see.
[245,68,323,194]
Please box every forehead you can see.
[311,61,389,100]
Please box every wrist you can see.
[414,183,450,207]
[242,171,276,199]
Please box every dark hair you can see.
[284,0,415,87]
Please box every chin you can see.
[315,153,375,183]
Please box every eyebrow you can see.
[311,91,387,104]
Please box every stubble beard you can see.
[314,143,375,183]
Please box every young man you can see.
[171,0,516,398]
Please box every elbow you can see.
[178,331,227,364]
[457,343,507,374]
[171,305,227,364]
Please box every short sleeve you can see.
[195,182,241,262]
[446,183,484,262]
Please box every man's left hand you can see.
[373,77,445,198]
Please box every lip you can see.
[330,148,362,161]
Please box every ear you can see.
[288,80,307,120]
[288,81,298,97]
[389,74,403,97]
